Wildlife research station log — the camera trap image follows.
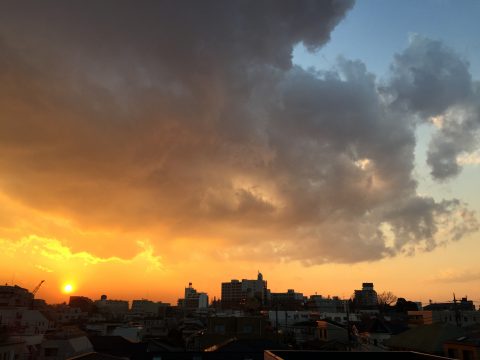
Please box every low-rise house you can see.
[111,324,143,342]
[0,308,50,335]
[50,304,87,324]
[0,308,52,358]
[386,322,466,355]
[88,335,147,359]
[140,317,169,338]
[319,312,361,325]
[444,336,480,360]
[356,317,408,348]
[40,326,93,360]
[408,310,480,327]
[290,320,348,346]
[267,310,311,329]
[0,333,26,360]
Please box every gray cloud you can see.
[0,1,478,264]
[387,35,480,179]
[388,35,473,117]
[426,100,480,179]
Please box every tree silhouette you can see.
[378,291,397,306]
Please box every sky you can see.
[0,0,479,306]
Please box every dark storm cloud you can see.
[0,1,477,263]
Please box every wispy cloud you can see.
[429,268,480,283]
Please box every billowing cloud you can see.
[426,102,480,179]
[388,35,473,117]
[0,1,478,267]
[387,35,480,179]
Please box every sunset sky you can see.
[1,0,479,306]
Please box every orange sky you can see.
[1,190,479,307]
[1,1,479,309]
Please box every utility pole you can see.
[346,299,352,351]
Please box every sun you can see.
[62,283,74,294]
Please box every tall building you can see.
[354,282,378,308]
[221,280,244,308]
[178,283,209,309]
[221,272,269,309]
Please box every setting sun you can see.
[62,283,74,294]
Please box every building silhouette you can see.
[354,282,378,308]
[0,285,33,308]
[221,272,269,309]
[177,283,208,310]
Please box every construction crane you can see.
[30,280,45,309]
[32,280,45,296]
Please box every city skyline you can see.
[4,272,476,308]
[1,0,480,306]
[4,275,476,309]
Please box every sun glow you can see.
[62,283,74,294]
